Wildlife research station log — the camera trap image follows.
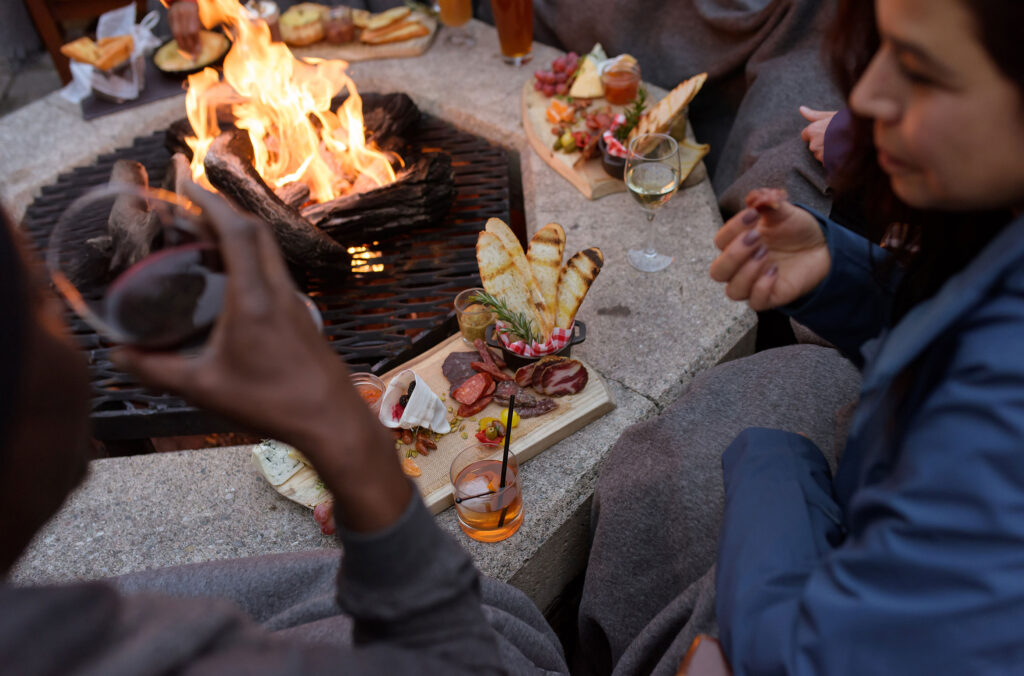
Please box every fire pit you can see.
[22,111,514,441]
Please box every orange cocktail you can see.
[489,0,532,65]
[450,444,523,542]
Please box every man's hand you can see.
[169,1,201,56]
[710,189,831,311]
[112,181,411,532]
[799,107,837,166]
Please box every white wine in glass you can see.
[625,133,681,272]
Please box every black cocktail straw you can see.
[497,394,515,528]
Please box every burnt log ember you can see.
[274,181,311,210]
[164,118,195,159]
[108,160,160,273]
[203,129,351,272]
[301,152,454,245]
[356,92,421,152]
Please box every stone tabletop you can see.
[4,20,755,610]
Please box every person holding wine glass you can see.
[624,132,681,272]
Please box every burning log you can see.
[203,129,351,272]
[274,182,311,210]
[108,160,160,273]
[164,118,195,160]
[357,93,421,152]
[301,152,454,245]
[164,153,193,197]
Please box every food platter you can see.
[288,12,438,62]
[266,332,615,515]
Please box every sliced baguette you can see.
[485,218,553,337]
[60,37,101,65]
[361,19,429,44]
[555,248,604,329]
[366,6,410,30]
[527,223,565,315]
[477,231,547,342]
[627,72,707,144]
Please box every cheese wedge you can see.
[568,56,602,99]
[485,218,553,337]
[527,223,565,315]
[628,72,707,144]
[252,440,305,486]
[555,248,603,329]
[477,231,548,341]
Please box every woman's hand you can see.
[709,189,831,311]
[799,107,837,165]
[169,1,201,56]
[112,181,410,532]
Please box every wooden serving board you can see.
[521,79,629,200]
[269,333,615,515]
[290,14,437,62]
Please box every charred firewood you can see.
[203,129,351,273]
[301,151,454,245]
[274,181,311,210]
[162,152,193,197]
[164,118,195,160]
[108,160,160,273]
[65,235,114,291]
[331,92,421,153]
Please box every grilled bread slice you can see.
[366,6,411,30]
[555,248,604,329]
[361,19,429,44]
[477,231,549,341]
[527,223,565,316]
[627,72,707,144]
[485,218,553,337]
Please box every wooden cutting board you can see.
[290,14,438,62]
[521,79,629,200]
[384,333,615,514]
[268,332,615,515]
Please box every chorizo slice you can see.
[452,372,492,405]
[457,395,493,418]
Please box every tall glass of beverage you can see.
[438,0,475,46]
[488,0,532,65]
[450,443,524,542]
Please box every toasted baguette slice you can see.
[527,223,565,315]
[95,35,134,71]
[627,72,707,144]
[477,231,547,342]
[361,19,429,44]
[485,218,553,337]
[60,37,101,65]
[366,6,410,30]
[352,8,371,28]
[555,248,604,329]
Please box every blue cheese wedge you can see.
[252,439,305,486]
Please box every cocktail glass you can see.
[438,0,475,46]
[489,0,532,65]
[450,443,523,542]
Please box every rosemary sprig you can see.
[614,87,648,142]
[469,291,541,344]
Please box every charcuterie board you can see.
[267,332,614,515]
[290,14,437,62]
[521,79,630,200]
[384,333,615,514]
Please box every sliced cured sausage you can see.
[442,352,480,389]
[457,395,493,417]
[472,360,513,381]
[452,372,493,405]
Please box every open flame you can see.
[185,0,398,204]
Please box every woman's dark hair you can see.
[827,0,1024,322]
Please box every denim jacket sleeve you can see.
[783,208,899,362]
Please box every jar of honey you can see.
[601,60,641,105]
[325,7,356,44]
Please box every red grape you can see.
[556,83,568,95]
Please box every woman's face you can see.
[850,0,1024,212]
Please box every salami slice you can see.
[443,352,480,389]
[483,378,496,397]
[452,372,492,405]
[457,395,493,417]
[472,360,513,381]
[517,399,558,418]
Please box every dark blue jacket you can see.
[716,211,1024,674]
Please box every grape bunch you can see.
[533,52,580,97]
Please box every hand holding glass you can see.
[625,133,681,272]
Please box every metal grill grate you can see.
[21,113,512,440]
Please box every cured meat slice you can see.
[514,362,537,387]
[472,360,513,381]
[536,359,589,396]
[457,395,493,417]
[452,372,492,405]
[517,399,558,418]
[531,356,569,388]
[442,352,479,389]
[493,381,557,417]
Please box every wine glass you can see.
[624,133,681,272]
[437,0,475,46]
